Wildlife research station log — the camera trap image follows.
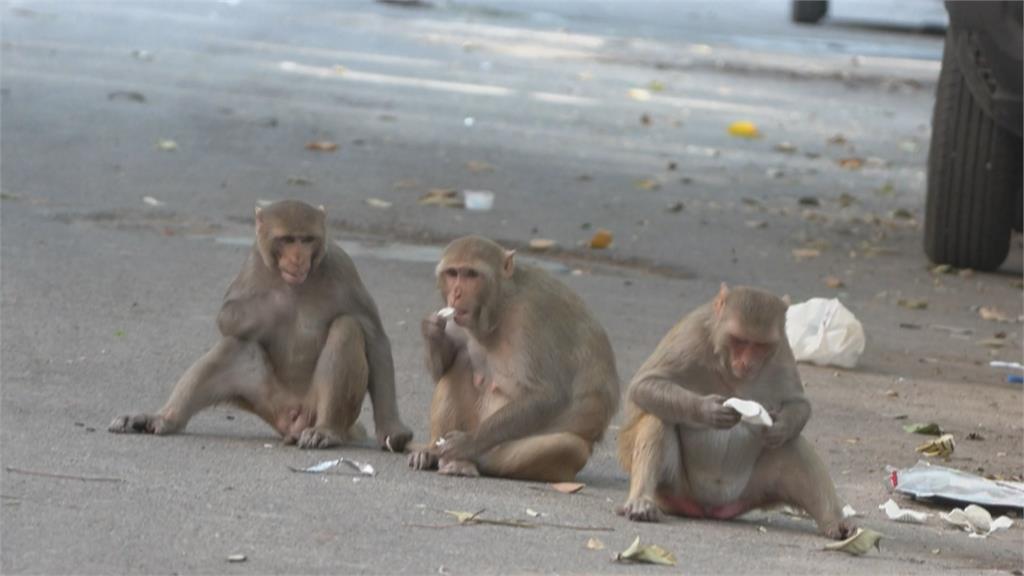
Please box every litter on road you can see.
[890,461,1024,509]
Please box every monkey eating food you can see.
[408,235,620,482]
[617,284,854,539]
[109,200,412,451]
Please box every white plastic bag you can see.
[785,298,865,368]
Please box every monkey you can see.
[616,284,854,540]
[109,200,413,451]
[407,236,619,483]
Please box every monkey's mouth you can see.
[280,268,308,285]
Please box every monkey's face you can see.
[438,263,487,328]
[724,332,776,380]
[274,234,319,285]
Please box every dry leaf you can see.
[614,536,677,566]
[528,239,557,252]
[837,157,864,169]
[646,80,666,92]
[418,188,463,208]
[628,88,651,101]
[823,276,845,289]
[525,508,543,518]
[550,482,585,494]
[745,220,767,229]
[824,528,883,556]
[773,141,797,153]
[903,422,942,436]
[665,201,685,213]
[465,161,495,174]
[916,434,955,458]
[634,178,660,191]
[365,198,392,209]
[979,307,1009,322]
[827,134,849,146]
[586,537,605,551]
[393,179,419,190]
[792,248,821,261]
[931,264,955,275]
[287,176,313,186]
[157,139,178,151]
[445,510,482,524]
[305,140,338,152]
[897,298,928,310]
[640,113,652,126]
[727,120,760,139]
[589,229,613,249]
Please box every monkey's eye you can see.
[465,269,479,279]
[444,268,458,278]
[300,236,316,244]
[280,235,296,244]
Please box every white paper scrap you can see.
[879,499,929,524]
[941,505,1013,538]
[723,398,773,427]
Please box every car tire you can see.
[791,1,827,24]
[924,30,1019,271]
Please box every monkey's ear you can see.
[254,205,264,227]
[502,249,516,278]
[781,294,792,306]
[713,282,729,315]
[317,204,327,215]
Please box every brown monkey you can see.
[109,200,412,451]
[407,236,619,482]
[616,284,853,539]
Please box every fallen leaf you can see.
[823,276,845,289]
[528,239,557,252]
[837,157,864,170]
[114,329,125,338]
[107,91,146,103]
[665,201,685,213]
[827,134,849,146]
[666,161,677,171]
[418,188,463,208]
[727,120,760,139]
[628,88,651,101]
[445,510,483,524]
[891,208,913,220]
[979,307,1010,322]
[586,537,605,551]
[773,141,797,153]
[550,482,585,494]
[287,176,313,186]
[614,536,677,566]
[157,139,178,151]
[792,248,821,261]
[639,113,652,126]
[634,178,660,191]
[589,229,613,250]
[967,432,985,441]
[837,193,856,207]
[885,390,899,398]
[526,508,543,518]
[897,299,928,310]
[365,198,392,209]
[646,80,666,92]
[465,161,495,174]
[798,196,820,207]
[977,338,1006,349]
[824,528,883,556]
[745,220,767,229]
[916,434,955,458]
[305,140,338,152]
[902,422,942,436]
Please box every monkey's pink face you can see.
[275,235,318,285]
[440,265,484,326]
[727,334,776,380]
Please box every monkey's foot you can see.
[616,497,661,522]
[438,458,480,477]
[820,518,857,540]
[376,421,413,453]
[108,413,176,435]
[297,426,343,449]
[408,450,439,471]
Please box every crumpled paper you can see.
[786,298,865,368]
[879,499,930,524]
[941,505,1013,538]
[723,398,773,427]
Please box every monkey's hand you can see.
[421,314,448,342]
[699,395,741,429]
[762,414,794,449]
[436,430,479,462]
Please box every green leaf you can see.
[902,422,942,435]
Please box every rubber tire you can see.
[791,1,827,24]
[924,31,1018,271]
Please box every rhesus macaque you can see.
[616,284,853,539]
[109,200,412,451]
[407,236,619,482]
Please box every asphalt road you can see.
[2,1,1022,574]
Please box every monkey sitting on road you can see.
[110,200,413,451]
[617,284,854,539]
[408,235,620,482]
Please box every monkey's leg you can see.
[297,316,370,450]
[408,352,478,471]
[109,338,285,436]
[741,436,854,539]
[615,413,682,522]
[475,432,591,483]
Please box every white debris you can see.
[942,505,1013,538]
[879,499,930,524]
[142,196,165,207]
[437,307,456,319]
[292,458,375,476]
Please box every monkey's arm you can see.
[629,375,707,426]
[422,316,459,382]
[763,359,811,448]
[217,291,292,340]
